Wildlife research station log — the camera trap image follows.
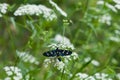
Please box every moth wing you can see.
[58,49,72,56]
[43,50,56,57]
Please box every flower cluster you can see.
[94,73,112,80]
[4,66,23,80]
[76,73,89,79]
[43,51,78,72]
[99,14,111,26]
[0,3,9,17]
[44,34,78,73]
[14,4,57,21]
[48,34,74,50]
[43,58,65,72]
[49,0,67,17]
[75,72,112,80]
[16,50,39,65]
[113,0,120,9]
[54,59,65,72]
[97,0,120,13]
[109,36,120,42]
[43,52,78,71]
[109,30,120,42]
[116,73,120,80]
[97,0,117,13]
[63,52,78,63]
[84,57,100,66]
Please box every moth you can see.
[43,48,72,61]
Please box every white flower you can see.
[0,3,9,17]
[97,0,117,12]
[68,52,78,60]
[44,34,77,72]
[116,73,120,80]
[69,73,73,77]
[0,13,2,17]
[84,57,100,66]
[109,36,120,42]
[4,66,23,80]
[106,3,117,13]
[84,57,91,62]
[62,52,76,63]
[113,0,120,9]
[115,4,120,9]
[85,76,95,80]
[91,60,100,66]
[49,34,74,50]
[25,74,30,80]
[63,56,71,63]
[14,4,57,21]
[43,58,65,72]
[0,3,9,14]
[43,58,52,67]
[115,30,120,35]
[75,72,112,80]
[97,0,104,5]
[94,73,112,80]
[54,34,70,44]
[76,73,89,79]
[54,60,65,72]
[49,0,67,17]
[4,77,11,80]
[16,50,39,65]
[113,0,120,4]
[99,14,111,25]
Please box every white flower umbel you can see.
[43,58,52,68]
[49,0,67,17]
[25,74,30,80]
[76,73,89,79]
[75,72,112,80]
[110,36,120,42]
[84,57,91,63]
[97,0,104,5]
[54,59,65,72]
[16,50,39,65]
[43,58,65,72]
[99,14,111,25]
[113,0,120,4]
[97,0,117,13]
[63,52,78,63]
[71,52,78,60]
[0,3,9,17]
[106,3,117,13]
[4,66,23,80]
[113,0,120,10]
[115,4,120,9]
[91,60,100,66]
[14,4,57,21]
[85,76,95,80]
[84,57,100,66]
[109,30,120,42]
[49,34,74,50]
[0,13,2,17]
[94,73,112,80]
[116,73,120,80]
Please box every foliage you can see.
[0,0,120,80]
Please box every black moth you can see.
[43,48,72,61]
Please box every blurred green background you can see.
[0,0,120,80]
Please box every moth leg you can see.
[57,57,61,61]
